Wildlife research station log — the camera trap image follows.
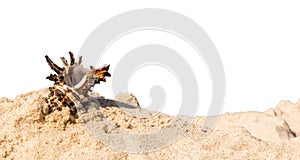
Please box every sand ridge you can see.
[1,89,300,159]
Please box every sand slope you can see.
[1,89,300,159]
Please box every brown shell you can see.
[45,52,111,116]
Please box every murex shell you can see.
[45,52,111,115]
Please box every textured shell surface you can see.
[64,65,89,88]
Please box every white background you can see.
[0,1,300,116]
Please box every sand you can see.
[1,89,300,159]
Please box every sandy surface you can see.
[1,89,300,159]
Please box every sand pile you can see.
[1,89,300,159]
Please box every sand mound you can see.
[1,89,300,159]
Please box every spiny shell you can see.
[45,52,111,115]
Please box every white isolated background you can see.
[0,1,300,116]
